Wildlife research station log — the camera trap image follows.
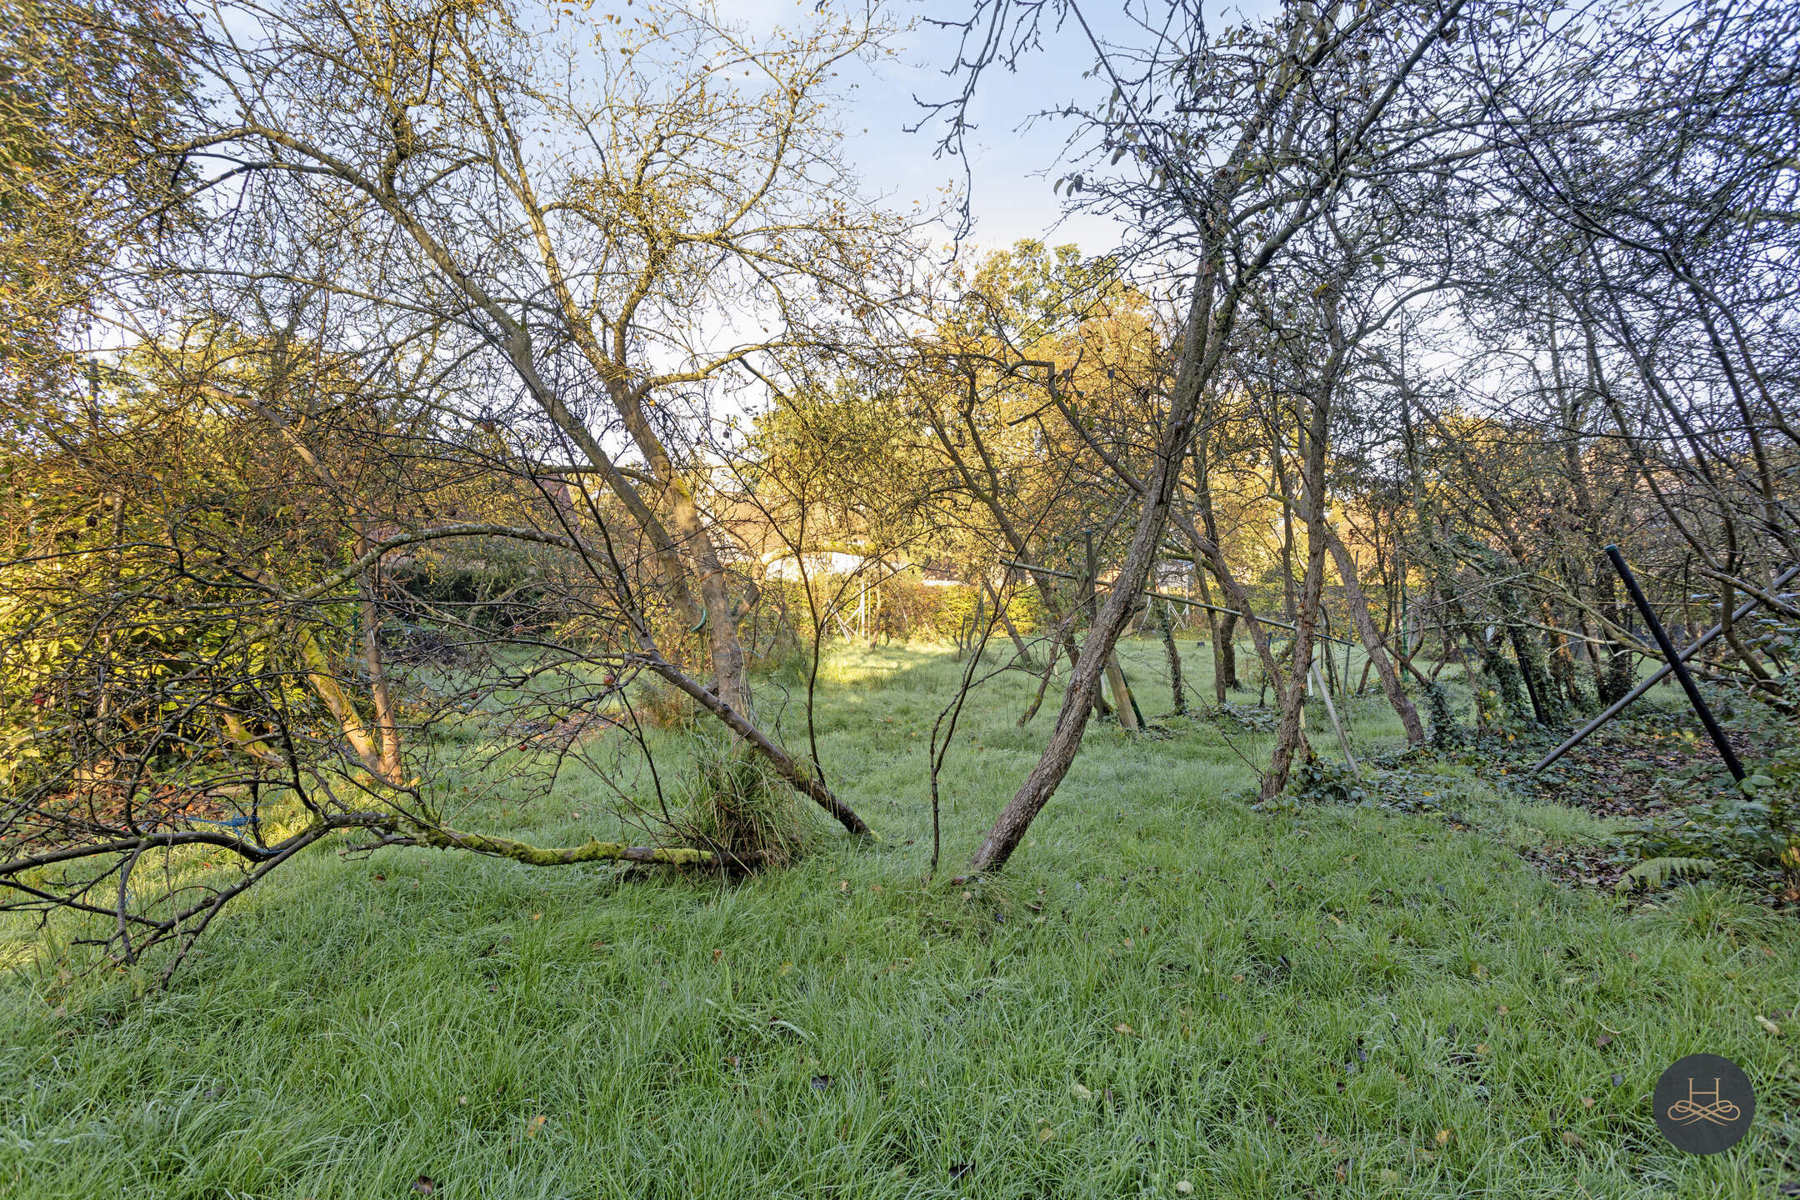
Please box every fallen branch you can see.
[397,823,761,869]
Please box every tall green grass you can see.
[1,639,1795,1198]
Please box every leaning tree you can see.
[923,0,1477,870]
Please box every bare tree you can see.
[150,0,934,827]
[925,0,1472,870]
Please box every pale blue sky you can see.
[721,0,1278,259]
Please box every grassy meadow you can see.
[2,638,1797,1198]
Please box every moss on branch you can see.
[408,824,738,867]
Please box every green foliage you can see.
[1425,680,1465,749]
[1616,856,1717,892]
[1617,628,1800,902]
[1623,765,1800,901]
[927,581,979,640]
[1486,650,1528,723]
[865,574,979,642]
[388,550,555,633]
[1283,756,1374,807]
[1278,754,1451,817]
[1216,701,1277,733]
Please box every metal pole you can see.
[1603,545,1746,782]
[1531,562,1799,773]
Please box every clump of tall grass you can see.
[663,735,817,868]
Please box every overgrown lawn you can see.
[2,641,1796,1198]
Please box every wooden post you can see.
[1311,656,1358,773]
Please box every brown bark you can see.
[1323,524,1425,745]
[1261,369,1334,801]
[968,258,1222,873]
[1188,444,1242,697]
[1156,598,1188,716]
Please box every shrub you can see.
[1621,763,1800,903]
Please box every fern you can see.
[1616,856,1717,892]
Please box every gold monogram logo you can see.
[1664,1076,1742,1127]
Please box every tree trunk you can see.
[1216,611,1239,697]
[969,257,1223,874]
[1323,524,1425,745]
[1262,278,1349,799]
[1189,437,1241,697]
[1156,599,1188,716]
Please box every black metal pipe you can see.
[1531,563,1799,774]
[1604,545,1745,782]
